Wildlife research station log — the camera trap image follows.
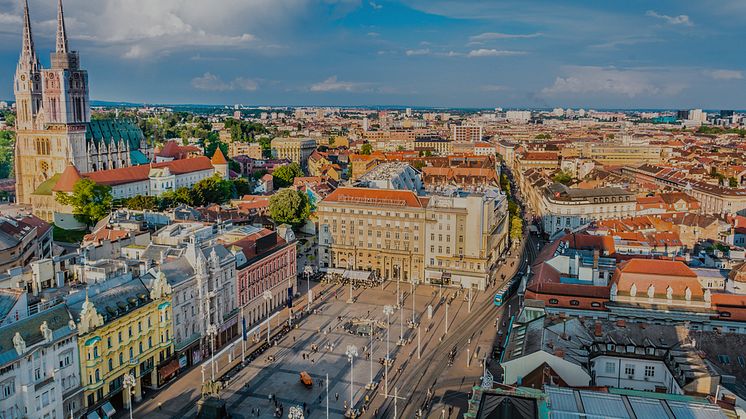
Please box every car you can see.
[300,371,313,388]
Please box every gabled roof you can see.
[84,156,213,186]
[86,119,145,150]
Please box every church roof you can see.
[31,173,61,196]
[86,119,146,151]
[211,148,228,165]
[52,164,82,193]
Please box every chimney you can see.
[593,249,600,269]
[616,319,626,328]
[594,321,603,337]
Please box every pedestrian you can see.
[158,402,162,410]
[335,392,339,401]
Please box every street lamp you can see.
[346,345,358,415]
[123,373,136,419]
[394,265,400,308]
[207,324,218,381]
[411,277,417,326]
[383,305,394,396]
[398,298,404,345]
[304,265,314,312]
[445,302,449,335]
[263,290,272,344]
[367,321,375,389]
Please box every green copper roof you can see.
[86,119,145,150]
[32,173,61,196]
[130,150,150,165]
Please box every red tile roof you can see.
[52,164,83,193]
[323,187,426,208]
[84,157,214,186]
[620,259,696,277]
[211,148,228,165]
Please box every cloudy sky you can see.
[0,0,744,108]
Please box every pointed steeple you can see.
[55,0,69,54]
[19,0,38,69]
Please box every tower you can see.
[14,0,90,204]
[211,148,229,180]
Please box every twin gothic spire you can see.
[20,0,69,66]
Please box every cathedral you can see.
[13,0,153,205]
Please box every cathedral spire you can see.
[20,0,37,67]
[55,0,68,54]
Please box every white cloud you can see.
[707,69,743,80]
[645,10,693,26]
[0,12,21,25]
[541,66,686,98]
[405,48,431,56]
[469,32,542,42]
[467,49,526,58]
[191,72,258,91]
[366,31,380,37]
[369,1,382,10]
[310,76,366,92]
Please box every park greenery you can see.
[272,163,303,188]
[0,130,14,179]
[360,143,373,155]
[697,125,746,138]
[55,179,113,227]
[268,188,311,227]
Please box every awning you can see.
[86,412,101,419]
[101,401,116,418]
[159,359,180,379]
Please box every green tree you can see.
[272,163,303,188]
[729,177,739,188]
[55,179,113,227]
[534,133,551,140]
[552,170,573,186]
[510,216,523,240]
[500,174,511,196]
[203,132,228,159]
[232,178,251,197]
[125,195,158,211]
[0,130,15,179]
[269,189,310,226]
[360,143,373,155]
[191,174,233,206]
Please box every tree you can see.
[729,177,739,188]
[0,131,15,179]
[125,195,158,211]
[500,174,511,196]
[269,189,310,226]
[191,174,233,206]
[534,133,551,140]
[552,170,573,186]
[510,216,523,241]
[360,143,373,155]
[232,178,251,197]
[203,132,228,159]
[272,163,303,188]
[56,179,113,227]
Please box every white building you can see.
[506,110,532,124]
[357,162,424,194]
[0,305,83,419]
[540,183,636,236]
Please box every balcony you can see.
[129,357,139,366]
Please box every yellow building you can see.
[69,272,174,415]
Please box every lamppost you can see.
[367,321,374,389]
[445,302,449,335]
[346,345,358,416]
[123,373,136,419]
[383,305,394,396]
[207,324,218,381]
[394,265,400,308]
[304,265,314,312]
[411,277,417,326]
[398,299,404,346]
[263,290,272,344]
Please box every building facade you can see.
[0,305,83,419]
[67,274,173,416]
[270,138,316,167]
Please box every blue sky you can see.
[0,0,744,108]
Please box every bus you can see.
[494,286,510,307]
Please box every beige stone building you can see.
[317,187,508,290]
[270,137,316,167]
